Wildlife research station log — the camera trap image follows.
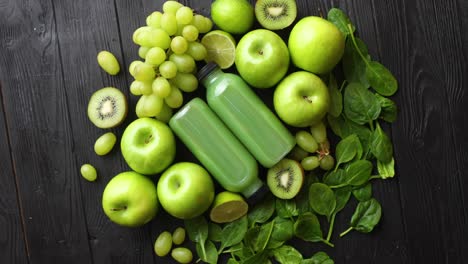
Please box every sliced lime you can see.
[209,191,248,223]
[201,30,236,69]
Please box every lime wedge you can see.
[201,30,236,69]
[209,191,248,223]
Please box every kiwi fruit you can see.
[87,87,128,129]
[255,0,297,30]
[267,158,304,199]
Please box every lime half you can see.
[201,30,236,69]
[209,191,248,223]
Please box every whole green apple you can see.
[157,162,215,219]
[211,0,254,34]
[235,29,289,89]
[102,171,158,227]
[288,16,345,74]
[121,118,176,175]
[273,71,330,127]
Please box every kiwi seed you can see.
[267,158,304,199]
[255,0,297,30]
[87,87,128,129]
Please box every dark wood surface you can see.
[1,0,467,263]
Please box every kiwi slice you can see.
[87,87,128,129]
[267,158,304,199]
[210,191,248,223]
[255,0,297,30]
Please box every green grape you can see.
[145,47,166,66]
[288,145,309,161]
[135,97,147,118]
[154,231,172,257]
[310,121,327,143]
[152,77,172,98]
[165,85,183,108]
[80,164,97,182]
[182,25,199,42]
[171,247,193,264]
[133,62,156,81]
[170,36,188,55]
[169,53,195,73]
[301,156,320,171]
[94,132,117,156]
[172,227,186,245]
[175,6,193,25]
[186,41,207,61]
[129,60,143,76]
[295,130,319,153]
[159,61,178,79]
[146,11,162,28]
[155,102,173,123]
[97,50,120,75]
[138,46,150,59]
[130,80,153,95]
[162,0,183,15]
[320,155,335,171]
[200,17,213,33]
[191,14,212,33]
[137,94,164,117]
[161,13,178,36]
[133,27,171,49]
[171,72,198,92]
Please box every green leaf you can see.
[242,251,269,264]
[366,60,398,96]
[343,37,370,87]
[341,198,382,237]
[208,222,222,242]
[302,251,334,264]
[309,183,336,219]
[196,240,218,264]
[352,183,372,202]
[335,134,360,167]
[248,194,275,224]
[344,82,381,125]
[370,123,393,163]
[377,158,395,179]
[334,186,352,213]
[272,245,303,264]
[227,258,240,264]
[184,216,208,243]
[276,198,299,218]
[375,94,397,123]
[345,160,373,186]
[341,118,372,157]
[323,169,347,187]
[327,74,343,117]
[327,8,355,36]
[294,213,323,243]
[249,220,275,252]
[220,216,248,252]
[327,114,346,138]
[267,217,294,249]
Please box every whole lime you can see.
[211,0,254,34]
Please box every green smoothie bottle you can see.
[199,62,296,168]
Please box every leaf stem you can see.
[370,175,383,180]
[348,24,370,67]
[340,227,354,237]
[369,121,375,131]
[326,213,337,242]
[321,238,335,248]
[339,80,348,92]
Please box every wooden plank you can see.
[0,84,29,263]
[0,0,93,263]
[50,0,155,263]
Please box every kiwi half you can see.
[255,0,297,30]
[267,158,304,199]
[87,87,128,129]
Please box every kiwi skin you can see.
[87,87,128,129]
[267,158,304,199]
[255,0,297,30]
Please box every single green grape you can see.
[138,46,150,59]
[152,77,172,98]
[129,60,144,76]
[161,13,178,36]
[181,25,199,42]
[171,247,193,264]
[146,11,163,28]
[165,85,183,108]
[159,61,178,79]
[170,36,188,55]
[175,6,193,25]
[201,17,213,33]
[94,132,117,156]
[133,62,156,81]
[154,231,173,257]
[130,80,153,95]
[135,98,147,118]
[320,155,335,171]
[80,164,97,182]
[97,50,120,75]
[155,103,173,123]
[139,94,164,117]
[310,121,327,143]
[133,27,171,48]
[301,156,320,171]
[186,41,207,61]
[172,227,186,245]
[145,47,166,66]
[288,145,309,161]
[171,72,198,92]
[191,14,212,33]
[169,53,195,73]
[295,130,319,153]
[162,0,183,15]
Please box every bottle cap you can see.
[197,61,219,81]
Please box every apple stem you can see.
[303,95,313,103]
[111,206,127,212]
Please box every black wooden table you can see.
[1,0,467,263]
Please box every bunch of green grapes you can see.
[288,121,335,171]
[129,1,213,121]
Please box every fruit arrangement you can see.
[83,0,399,263]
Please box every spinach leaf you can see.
[377,158,395,179]
[272,245,303,264]
[327,114,346,138]
[343,37,370,88]
[294,213,333,247]
[219,216,248,252]
[208,222,222,242]
[327,8,355,36]
[335,134,360,168]
[352,183,372,202]
[375,94,397,123]
[227,258,240,264]
[327,74,343,117]
[276,198,299,218]
[344,82,381,125]
[242,251,269,264]
[184,216,208,243]
[267,217,294,249]
[340,198,382,237]
[309,183,336,219]
[251,220,275,252]
[196,240,218,264]
[370,123,393,163]
[345,160,373,186]
[366,60,398,96]
[323,169,347,187]
[302,251,334,264]
[342,118,371,157]
[248,194,275,225]
[334,186,352,213]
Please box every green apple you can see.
[273,71,330,127]
[235,29,289,89]
[157,162,214,219]
[288,16,345,74]
[211,0,254,34]
[121,117,176,175]
[102,171,158,227]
